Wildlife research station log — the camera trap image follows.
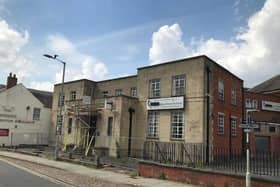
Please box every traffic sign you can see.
[239,123,259,129]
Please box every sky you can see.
[0,0,279,91]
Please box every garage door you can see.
[255,136,270,152]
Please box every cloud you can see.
[149,23,190,65]
[29,81,54,92]
[47,34,108,83]
[149,0,280,86]
[0,19,32,81]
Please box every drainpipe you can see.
[128,108,135,157]
[206,67,210,164]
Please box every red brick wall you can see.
[244,91,280,153]
[211,65,243,151]
[139,162,280,187]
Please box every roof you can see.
[28,88,53,108]
[249,74,280,93]
[137,55,243,82]
[54,79,95,86]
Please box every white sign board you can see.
[262,101,280,112]
[147,96,184,110]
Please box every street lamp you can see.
[43,54,66,160]
[245,109,259,187]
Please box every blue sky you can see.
[1,0,279,91]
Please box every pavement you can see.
[0,159,64,187]
[0,151,195,187]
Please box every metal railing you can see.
[142,141,280,177]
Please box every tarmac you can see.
[0,151,195,187]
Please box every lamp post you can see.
[43,54,66,160]
[244,109,259,187]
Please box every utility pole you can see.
[43,54,66,160]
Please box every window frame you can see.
[172,74,186,96]
[70,91,76,101]
[218,80,224,101]
[170,110,185,140]
[149,79,161,98]
[218,112,225,135]
[130,87,137,97]
[56,115,63,135]
[33,108,41,121]
[58,93,65,107]
[115,89,122,96]
[230,116,237,137]
[231,88,237,105]
[147,111,159,138]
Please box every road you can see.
[0,159,64,187]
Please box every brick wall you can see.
[211,63,243,151]
[138,161,280,187]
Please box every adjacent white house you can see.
[0,73,52,146]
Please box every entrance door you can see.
[255,136,270,152]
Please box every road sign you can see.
[244,129,251,133]
[239,123,259,129]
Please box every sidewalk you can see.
[0,151,195,187]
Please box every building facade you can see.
[0,74,53,146]
[244,79,280,154]
[52,55,244,157]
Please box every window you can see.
[58,93,64,106]
[231,88,237,105]
[218,80,224,101]
[102,91,109,97]
[107,117,113,136]
[218,113,225,135]
[130,87,137,97]
[269,126,276,133]
[33,108,41,120]
[56,115,63,135]
[231,117,237,136]
[68,118,72,134]
[245,98,251,108]
[171,111,184,140]
[252,100,258,109]
[149,79,160,98]
[115,89,122,96]
[172,75,186,96]
[147,111,159,138]
[70,91,76,101]
[254,126,261,132]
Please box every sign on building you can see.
[262,101,280,112]
[146,96,184,110]
[0,129,9,136]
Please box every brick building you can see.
[51,55,244,158]
[244,75,280,154]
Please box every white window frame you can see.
[171,111,184,140]
[231,88,237,105]
[172,75,186,96]
[115,89,122,96]
[33,108,41,120]
[149,79,160,98]
[218,80,224,101]
[231,117,237,137]
[70,91,76,101]
[218,112,225,135]
[58,93,65,106]
[252,99,258,109]
[147,111,159,138]
[130,87,137,97]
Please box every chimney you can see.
[6,73,17,89]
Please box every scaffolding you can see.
[64,98,100,156]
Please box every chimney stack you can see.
[6,73,17,89]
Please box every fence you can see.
[11,132,49,146]
[142,141,280,177]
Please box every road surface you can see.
[0,159,64,187]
